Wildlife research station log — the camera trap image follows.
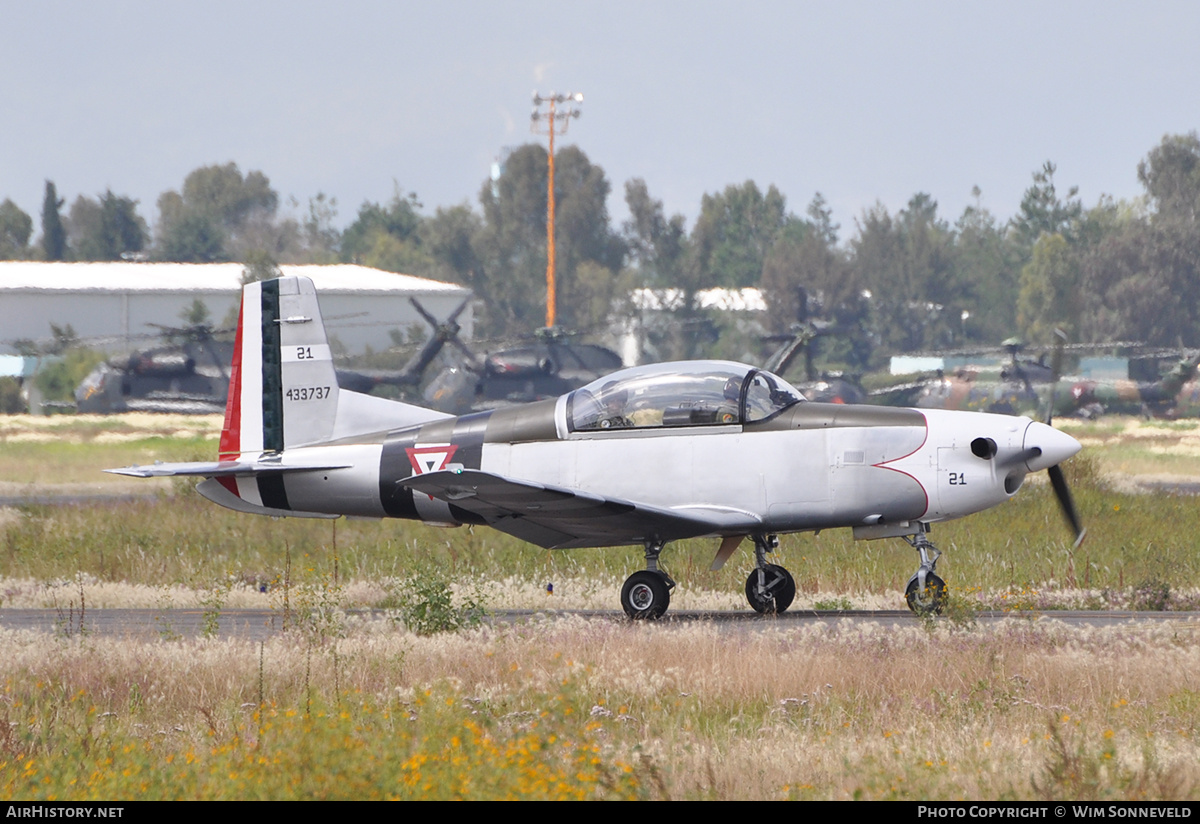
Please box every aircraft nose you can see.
[1022,421,1081,473]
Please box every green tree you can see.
[1079,210,1200,346]
[805,192,840,246]
[1137,132,1200,222]
[155,163,280,262]
[40,181,66,261]
[953,188,1021,343]
[302,192,340,262]
[358,230,435,276]
[550,146,625,279]
[240,249,282,284]
[67,190,147,260]
[474,144,623,336]
[181,162,276,226]
[420,204,484,287]
[760,209,856,335]
[689,181,787,288]
[156,200,224,262]
[1076,135,1200,346]
[0,199,33,259]
[1017,233,1082,344]
[340,188,429,274]
[623,178,687,287]
[1010,162,1082,253]
[622,178,700,359]
[852,194,959,353]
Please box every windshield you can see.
[567,361,802,431]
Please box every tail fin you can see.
[220,276,449,460]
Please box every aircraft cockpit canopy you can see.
[568,361,804,432]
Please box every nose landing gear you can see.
[902,526,946,615]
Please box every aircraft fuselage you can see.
[200,394,1072,549]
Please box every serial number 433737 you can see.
[286,386,330,401]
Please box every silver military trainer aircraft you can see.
[109,276,1084,619]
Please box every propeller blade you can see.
[1047,463,1086,547]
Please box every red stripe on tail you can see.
[218,300,245,489]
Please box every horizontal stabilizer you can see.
[105,460,351,478]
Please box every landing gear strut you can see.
[745,534,795,614]
[620,540,676,619]
[902,525,946,615]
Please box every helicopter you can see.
[74,322,234,414]
[70,299,474,415]
[421,325,624,414]
[875,336,1172,419]
[1066,351,1200,418]
[761,321,869,405]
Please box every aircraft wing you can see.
[400,469,758,549]
[105,460,351,478]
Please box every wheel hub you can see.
[629,583,655,611]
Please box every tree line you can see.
[4,133,1200,367]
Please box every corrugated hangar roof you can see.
[0,262,469,295]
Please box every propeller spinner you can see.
[1021,419,1086,547]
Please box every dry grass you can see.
[1059,417,1200,487]
[1,617,1198,799]
[0,413,223,443]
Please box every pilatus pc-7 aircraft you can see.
[110,277,1084,619]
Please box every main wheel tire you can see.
[745,564,796,614]
[905,572,947,615]
[621,571,671,619]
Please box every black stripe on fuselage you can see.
[450,411,490,468]
[377,411,493,520]
[379,426,421,518]
[258,473,290,511]
[260,280,284,453]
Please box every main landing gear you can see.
[620,534,798,619]
[902,525,946,615]
[744,534,795,614]
[620,541,675,619]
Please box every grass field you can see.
[1,413,1199,799]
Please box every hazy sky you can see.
[4,1,1199,240]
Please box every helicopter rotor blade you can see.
[1044,328,1068,425]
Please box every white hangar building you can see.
[0,262,473,355]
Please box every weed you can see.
[199,578,230,638]
[50,575,88,640]
[1032,719,1190,801]
[391,570,486,636]
[939,587,980,629]
[813,597,854,611]
[153,588,182,641]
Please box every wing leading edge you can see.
[400,469,758,549]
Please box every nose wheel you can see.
[905,572,946,615]
[903,527,946,615]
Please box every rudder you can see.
[220,276,341,458]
